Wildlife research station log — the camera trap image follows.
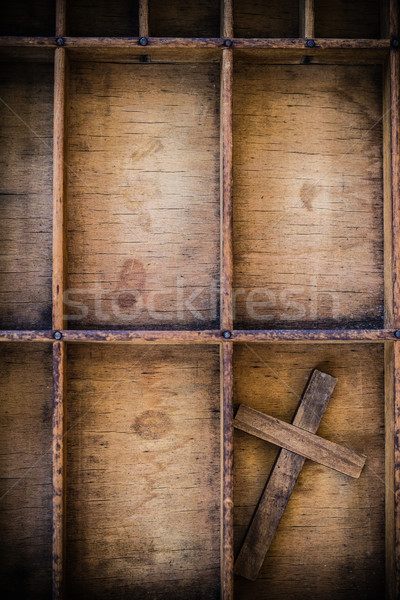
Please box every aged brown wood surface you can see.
[67,0,139,37]
[67,60,220,330]
[299,0,314,38]
[234,344,385,598]
[66,344,221,598]
[234,369,337,581]
[233,63,384,330]
[0,344,53,598]
[0,62,53,329]
[233,0,299,38]
[138,0,149,38]
[314,0,381,38]
[149,0,220,37]
[234,404,365,478]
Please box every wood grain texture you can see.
[67,61,220,330]
[314,0,381,38]
[233,64,384,330]
[299,0,315,38]
[234,343,385,599]
[0,61,53,329]
[52,342,66,599]
[56,0,66,37]
[234,403,365,479]
[0,344,52,598]
[233,0,299,38]
[234,369,337,581]
[139,0,149,38]
[53,48,67,331]
[221,342,234,599]
[66,344,221,598]
[67,0,139,36]
[390,48,400,327]
[221,0,233,39]
[149,0,220,37]
[221,49,233,331]
[0,0,55,36]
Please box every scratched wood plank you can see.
[0,343,52,598]
[233,0,299,37]
[233,64,384,330]
[0,62,53,329]
[66,344,221,599]
[67,0,139,36]
[67,61,220,330]
[0,0,55,35]
[149,0,220,37]
[314,0,381,38]
[234,343,385,599]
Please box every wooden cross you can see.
[234,369,366,581]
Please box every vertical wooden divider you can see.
[385,1,400,598]
[139,0,149,37]
[52,2,68,597]
[220,0,234,588]
[299,0,315,38]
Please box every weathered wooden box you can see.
[0,1,399,598]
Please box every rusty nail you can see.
[306,39,315,48]
[223,330,232,339]
[224,39,232,48]
[139,37,148,46]
[392,38,399,49]
[56,37,64,46]
[395,331,400,339]
[54,331,62,340]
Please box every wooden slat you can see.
[234,404,366,478]
[52,341,66,599]
[55,0,66,37]
[221,49,233,332]
[221,0,233,39]
[390,48,400,328]
[138,0,149,37]
[230,330,397,342]
[299,0,314,38]
[234,370,337,581]
[221,342,234,600]
[0,36,390,49]
[52,47,67,331]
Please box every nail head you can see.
[223,330,232,339]
[392,38,399,48]
[224,39,232,48]
[139,37,148,46]
[395,331,400,339]
[54,331,62,340]
[56,37,64,47]
[306,39,315,48]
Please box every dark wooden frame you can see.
[0,0,399,598]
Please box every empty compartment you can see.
[149,0,220,37]
[0,60,53,329]
[233,62,383,330]
[314,0,381,39]
[66,344,221,598]
[0,0,55,36]
[67,0,139,36]
[234,343,384,599]
[233,0,299,38]
[67,59,220,330]
[0,344,53,598]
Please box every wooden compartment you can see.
[66,58,220,330]
[234,343,385,599]
[66,344,221,598]
[233,0,299,38]
[0,60,53,330]
[0,0,55,36]
[233,61,384,330]
[314,0,382,39]
[149,0,220,37]
[0,343,53,598]
[67,0,139,37]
